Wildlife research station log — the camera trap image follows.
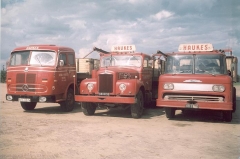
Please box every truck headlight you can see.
[163,83,174,90]
[39,97,47,102]
[87,83,94,91]
[212,85,225,92]
[6,95,13,101]
[119,83,126,91]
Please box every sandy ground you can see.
[0,83,240,159]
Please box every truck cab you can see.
[156,43,236,122]
[6,45,76,112]
[75,45,154,118]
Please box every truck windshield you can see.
[29,51,56,66]
[165,54,226,74]
[10,51,56,66]
[101,55,142,67]
[10,51,30,66]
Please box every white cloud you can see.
[67,20,87,30]
[151,10,174,21]
[1,0,240,72]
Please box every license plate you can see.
[19,98,31,102]
[186,103,198,108]
[99,92,110,96]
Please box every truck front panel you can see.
[157,52,233,111]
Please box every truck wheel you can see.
[223,111,232,122]
[131,91,144,119]
[233,87,236,112]
[165,107,175,119]
[60,88,75,112]
[21,102,37,110]
[82,102,97,115]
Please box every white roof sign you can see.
[178,43,214,52]
[111,45,136,52]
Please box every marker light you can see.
[163,83,174,90]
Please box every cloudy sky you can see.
[1,0,240,72]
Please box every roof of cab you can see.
[11,44,75,53]
[165,50,227,56]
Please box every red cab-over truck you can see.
[6,45,76,112]
[156,43,237,122]
[74,45,164,118]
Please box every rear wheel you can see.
[60,88,75,112]
[165,107,175,119]
[223,111,232,122]
[21,102,37,110]
[82,102,97,115]
[131,91,144,119]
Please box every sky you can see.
[1,0,240,72]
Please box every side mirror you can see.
[59,60,64,66]
[227,70,231,76]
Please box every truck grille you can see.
[163,94,224,102]
[16,73,36,83]
[98,74,113,93]
[15,73,36,92]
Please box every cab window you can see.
[59,54,67,65]
[68,54,75,65]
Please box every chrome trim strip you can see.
[173,83,214,91]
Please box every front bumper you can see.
[75,95,136,104]
[156,99,232,111]
[6,94,56,103]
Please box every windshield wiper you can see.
[36,56,42,66]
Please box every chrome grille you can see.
[163,95,224,102]
[9,84,47,93]
[98,74,113,93]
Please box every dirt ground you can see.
[0,83,240,159]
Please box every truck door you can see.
[56,53,68,94]
[66,53,76,84]
[142,56,152,91]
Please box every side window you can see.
[68,54,75,66]
[144,57,151,68]
[59,53,67,65]
[143,59,148,67]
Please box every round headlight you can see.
[163,83,174,90]
[119,83,126,92]
[87,83,94,91]
[6,95,13,101]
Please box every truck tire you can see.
[60,88,75,112]
[131,91,144,119]
[223,111,232,122]
[21,102,37,110]
[233,87,236,112]
[82,102,97,115]
[165,107,175,119]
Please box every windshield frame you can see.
[9,50,57,67]
[164,54,227,75]
[100,55,142,68]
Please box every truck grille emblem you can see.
[22,84,29,92]
[24,67,28,72]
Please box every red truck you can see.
[74,45,162,118]
[156,43,236,122]
[6,45,76,111]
